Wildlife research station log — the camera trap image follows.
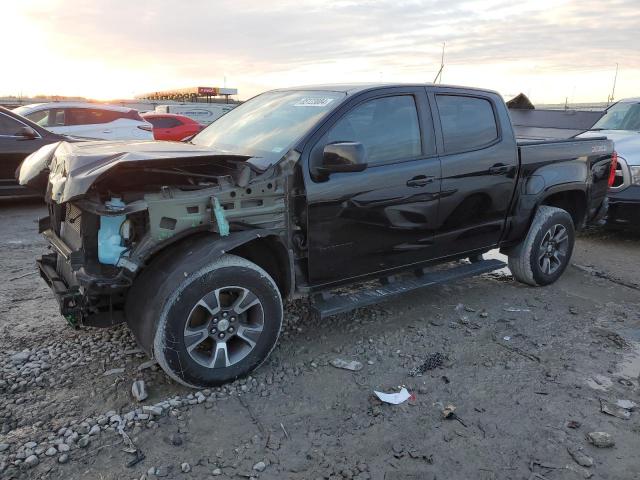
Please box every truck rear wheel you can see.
[507,206,575,286]
[138,253,283,388]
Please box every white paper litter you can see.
[374,387,412,405]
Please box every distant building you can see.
[136,86,239,104]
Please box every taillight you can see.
[608,151,618,188]
[137,124,153,132]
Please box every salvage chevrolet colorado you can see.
[19,84,616,387]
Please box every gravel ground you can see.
[1,200,639,480]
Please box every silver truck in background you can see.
[579,98,640,228]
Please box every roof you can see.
[271,82,500,96]
[14,102,135,113]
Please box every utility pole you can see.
[607,63,618,106]
[433,42,446,84]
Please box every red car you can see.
[142,113,204,141]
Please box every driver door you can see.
[304,87,441,287]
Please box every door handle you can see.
[489,164,510,175]
[103,129,113,134]
[406,175,435,187]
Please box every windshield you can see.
[592,102,640,131]
[191,90,345,169]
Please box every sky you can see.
[2,0,639,104]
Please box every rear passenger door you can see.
[304,87,441,287]
[430,89,518,256]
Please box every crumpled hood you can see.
[18,140,252,203]
[578,130,640,165]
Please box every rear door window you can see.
[435,95,498,153]
[66,108,124,125]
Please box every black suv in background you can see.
[0,106,66,198]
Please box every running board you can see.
[311,259,506,319]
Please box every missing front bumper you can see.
[37,253,83,322]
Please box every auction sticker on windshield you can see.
[293,97,335,107]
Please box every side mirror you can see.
[16,126,38,139]
[318,142,367,177]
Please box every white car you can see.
[13,102,153,140]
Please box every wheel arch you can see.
[538,187,587,229]
[125,230,292,356]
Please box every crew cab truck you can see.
[19,84,616,388]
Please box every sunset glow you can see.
[2,0,639,103]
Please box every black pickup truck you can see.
[19,83,615,388]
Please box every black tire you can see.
[507,206,575,286]
[129,251,282,388]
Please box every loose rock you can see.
[253,461,267,472]
[586,431,615,448]
[330,359,363,371]
[24,454,39,468]
[567,445,593,467]
[132,380,148,402]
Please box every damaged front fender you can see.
[19,140,254,203]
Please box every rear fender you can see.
[502,180,587,249]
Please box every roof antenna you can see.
[433,42,446,84]
[606,63,618,106]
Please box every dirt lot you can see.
[1,200,639,480]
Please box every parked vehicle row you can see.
[13,102,154,141]
[18,83,616,387]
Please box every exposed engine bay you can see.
[19,140,290,327]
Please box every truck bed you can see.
[510,108,604,141]
[517,136,609,164]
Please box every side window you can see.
[435,95,498,153]
[87,109,120,124]
[148,117,181,128]
[66,109,121,125]
[321,95,422,166]
[66,108,92,125]
[25,110,50,127]
[0,114,22,136]
[25,109,63,127]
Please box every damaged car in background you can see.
[19,83,616,388]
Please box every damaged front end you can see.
[21,141,288,328]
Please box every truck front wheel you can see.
[151,254,283,388]
[507,206,575,286]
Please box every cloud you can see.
[4,0,640,102]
